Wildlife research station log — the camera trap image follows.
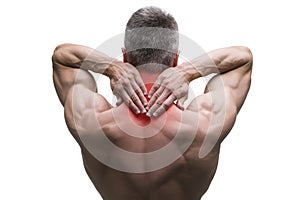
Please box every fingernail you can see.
[142,109,147,113]
[148,95,151,98]
[143,102,148,106]
[146,112,151,117]
[144,92,147,95]
[153,112,158,117]
[136,110,140,114]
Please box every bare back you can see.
[66,89,221,200]
[54,44,252,200]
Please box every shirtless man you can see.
[52,6,252,200]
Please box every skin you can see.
[53,44,252,200]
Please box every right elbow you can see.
[52,43,74,66]
[52,44,65,64]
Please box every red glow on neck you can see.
[128,83,155,126]
[145,83,154,96]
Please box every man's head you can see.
[124,6,179,71]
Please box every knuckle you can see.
[154,93,161,99]
[162,79,169,85]
[137,91,144,99]
[156,99,163,104]
[162,102,170,109]
[113,88,121,95]
[128,73,134,79]
[123,79,130,85]
[172,91,180,98]
[132,70,138,75]
[112,86,119,93]
[131,95,138,102]
[129,69,135,74]
[165,85,173,91]
[113,83,120,89]
[153,84,159,90]
[127,99,133,105]
[136,87,142,93]
[133,85,139,91]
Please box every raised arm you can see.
[147,46,252,117]
[52,43,147,113]
[186,46,252,144]
[52,44,96,105]
[186,46,253,112]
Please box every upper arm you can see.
[205,47,252,141]
[52,44,112,141]
[205,47,253,113]
[52,44,97,105]
[53,65,98,105]
[187,47,252,143]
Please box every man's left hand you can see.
[147,66,190,117]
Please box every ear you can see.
[122,48,128,62]
[172,51,180,67]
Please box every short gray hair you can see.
[125,7,179,68]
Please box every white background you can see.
[1,0,299,199]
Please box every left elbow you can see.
[239,46,253,68]
[52,43,77,67]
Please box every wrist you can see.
[177,62,201,82]
[103,60,120,79]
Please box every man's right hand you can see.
[106,61,148,114]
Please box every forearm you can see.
[179,46,252,81]
[52,43,116,77]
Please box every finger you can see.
[148,79,162,98]
[130,92,147,113]
[116,96,123,106]
[174,86,188,110]
[120,90,140,114]
[155,89,172,105]
[131,81,148,106]
[149,89,171,116]
[147,89,170,117]
[152,106,167,117]
[147,86,165,109]
[135,75,147,95]
[153,94,177,117]
[124,82,146,112]
[176,96,187,110]
[146,103,161,117]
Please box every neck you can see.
[139,71,160,92]
[135,63,170,92]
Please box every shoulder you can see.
[186,93,213,118]
[186,91,237,144]
[64,85,112,137]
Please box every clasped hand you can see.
[109,61,189,117]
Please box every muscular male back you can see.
[65,81,220,200]
[54,43,252,200]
